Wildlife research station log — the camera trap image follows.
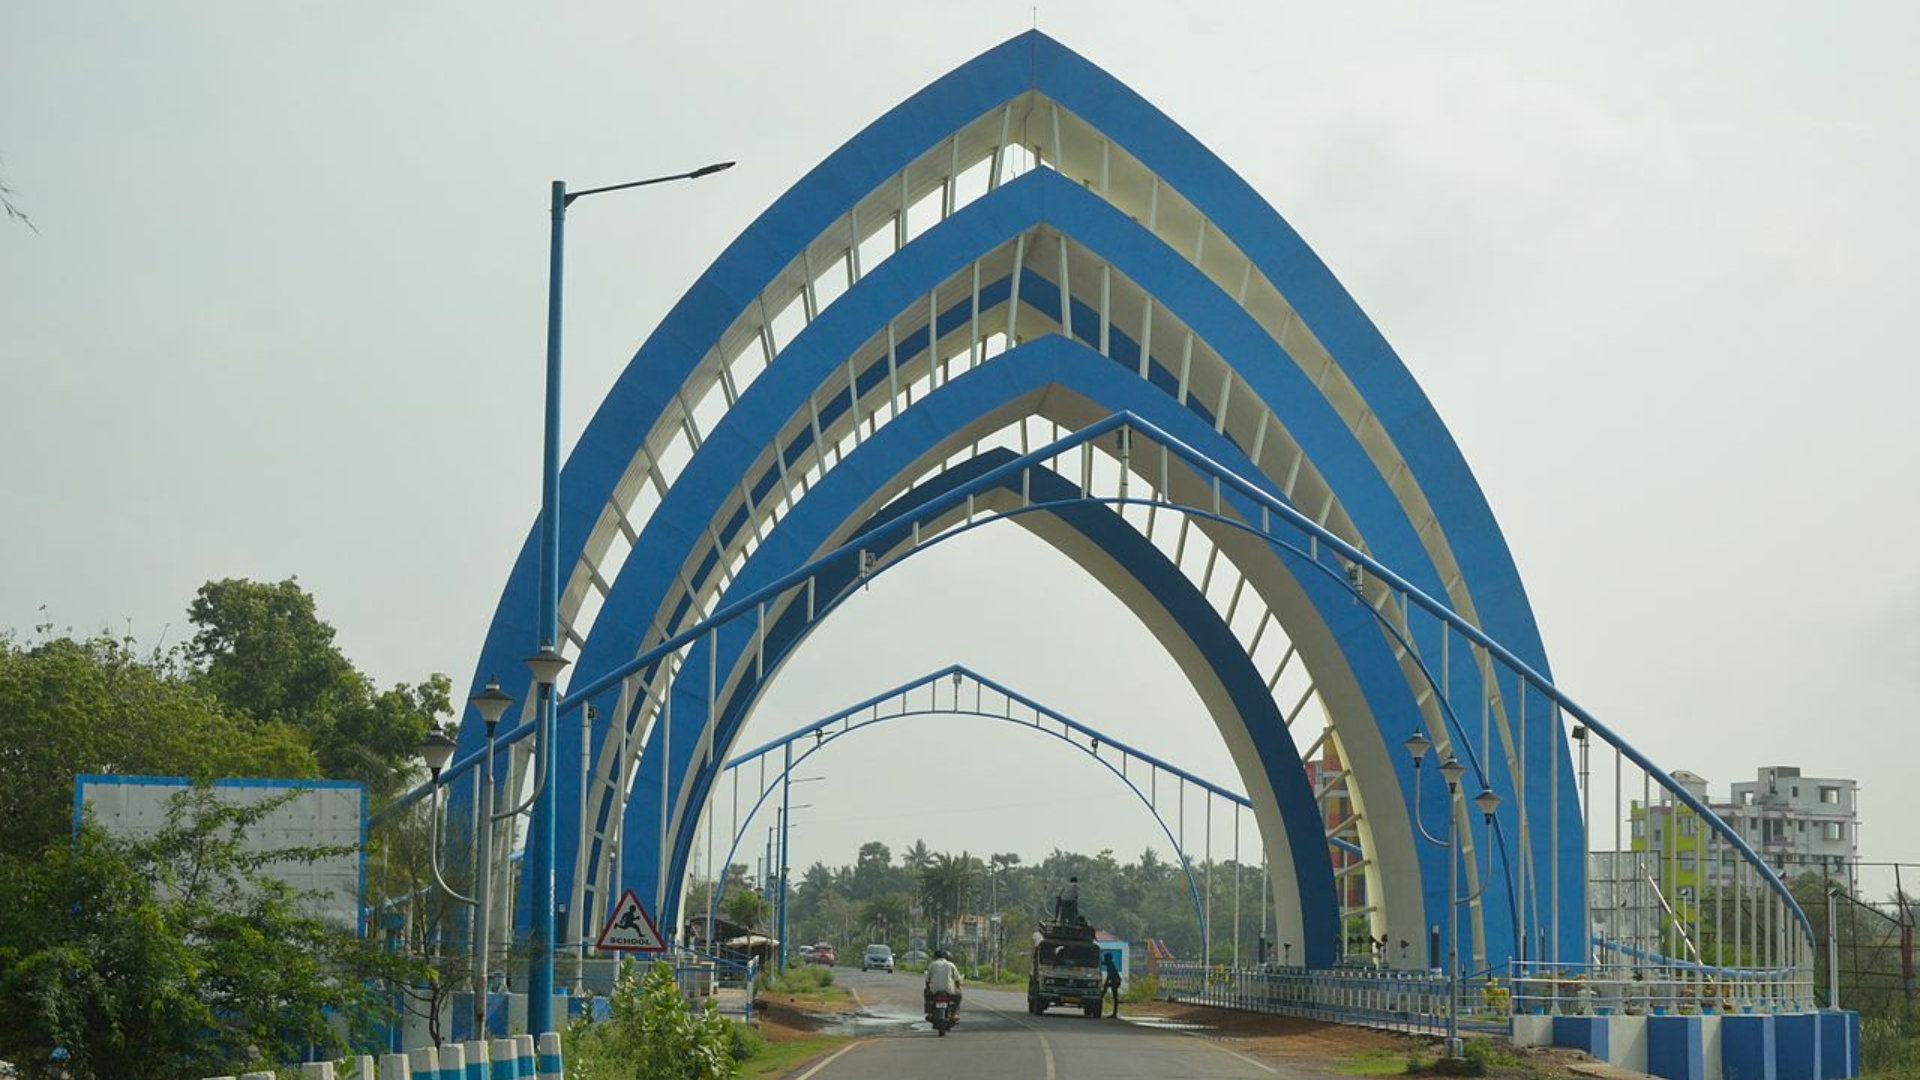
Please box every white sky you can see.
[5,4,1917,901]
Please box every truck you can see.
[1026,918,1106,1017]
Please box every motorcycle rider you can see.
[923,948,963,1023]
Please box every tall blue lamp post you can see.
[529,160,734,1035]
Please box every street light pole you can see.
[465,678,514,1039]
[778,742,791,970]
[527,161,733,1036]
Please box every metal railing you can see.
[1155,961,1509,1035]
[1506,960,1813,1017]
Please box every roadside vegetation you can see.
[0,579,445,1079]
[689,838,1270,987]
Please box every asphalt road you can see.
[802,967,1288,1079]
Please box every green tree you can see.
[851,840,894,901]
[859,892,912,946]
[917,852,982,951]
[0,633,317,861]
[186,577,448,800]
[722,887,769,933]
[0,786,418,1080]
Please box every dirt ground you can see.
[753,990,860,1042]
[1120,1001,1634,1080]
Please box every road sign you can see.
[596,889,666,952]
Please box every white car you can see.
[861,944,895,972]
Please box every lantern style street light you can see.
[1406,729,1502,1060]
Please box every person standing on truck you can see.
[1103,953,1123,1017]
[1055,875,1081,924]
[924,949,963,1021]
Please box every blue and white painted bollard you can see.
[536,1031,563,1080]
[513,1035,534,1079]
[354,1055,378,1080]
[379,1053,410,1080]
[438,1041,465,1080]
[462,1039,489,1080]
[408,1045,437,1080]
[489,1038,517,1080]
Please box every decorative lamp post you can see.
[523,645,569,1033]
[467,677,514,1038]
[1406,726,1486,1060]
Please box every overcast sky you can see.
[5,3,1916,903]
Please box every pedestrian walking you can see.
[1103,952,1123,1017]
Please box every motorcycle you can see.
[928,991,957,1035]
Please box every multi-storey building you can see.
[1591,766,1858,966]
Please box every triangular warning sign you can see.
[596,889,666,952]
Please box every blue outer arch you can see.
[457,31,1575,971]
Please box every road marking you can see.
[790,1039,866,1080]
[979,1000,1056,1080]
[1190,1036,1277,1074]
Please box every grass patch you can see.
[1338,1048,1421,1075]
[740,1032,853,1078]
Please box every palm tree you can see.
[860,892,912,944]
[902,838,933,873]
[918,852,986,954]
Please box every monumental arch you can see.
[452,31,1588,973]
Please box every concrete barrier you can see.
[379,1053,410,1080]
[1648,1016,1706,1080]
[489,1038,518,1080]
[463,1039,489,1080]
[536,1032,563,1080]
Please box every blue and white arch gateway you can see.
[414,31,1850,1078]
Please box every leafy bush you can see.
[565,959,739,1080]
[1122,973,1160,1003]
[725,1020,767,1062]
[765,965,835,994]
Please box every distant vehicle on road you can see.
[797,945,816,962]
[1028,918,1105,1017]
[810,942,837,965]
[862,944,895,972]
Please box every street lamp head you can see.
[1438,755,1466,790]
[525,646,570,688]
[469,676,514,737]
[691,161,736,178]
[1473,787,1502,820]
[417,725,459,782]
[1403,729,1432,764]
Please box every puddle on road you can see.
[807,1007,925,1036]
